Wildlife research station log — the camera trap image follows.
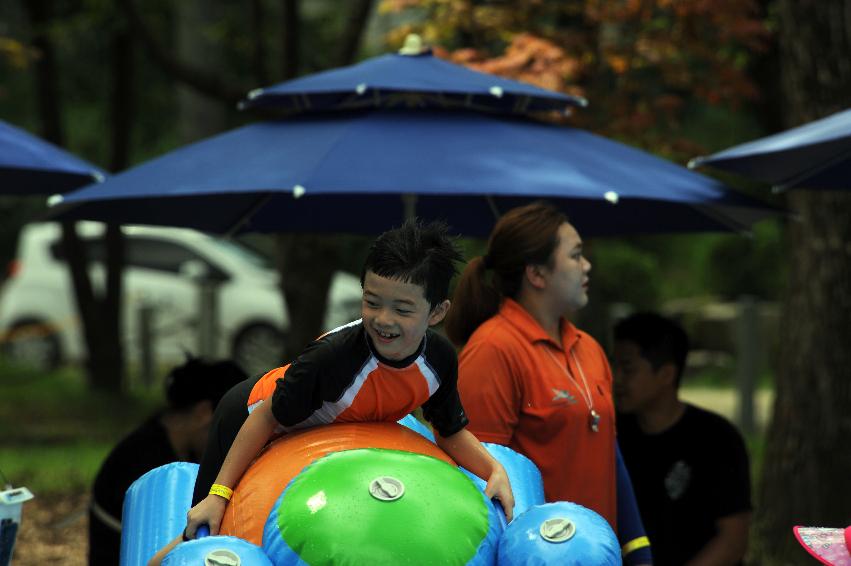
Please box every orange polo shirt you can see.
[457,298,617,528]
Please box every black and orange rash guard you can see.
[192,320,466,505]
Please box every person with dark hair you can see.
[613,312,752,566]
[88,357,247,566]
[446,202,652,565]
[149,219,514,565]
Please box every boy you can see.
[613,312,751,566]
[149,220,513,565]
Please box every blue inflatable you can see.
[498,502,621,566]
[120,462,198,566]
[161,536,273,566]
[397,413,436,442]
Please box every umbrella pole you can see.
[403,193,417,222]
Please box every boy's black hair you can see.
[614,312,690,386]
[361,218,463,309]
[165,357,248,411]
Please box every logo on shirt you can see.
[551,388,577,404]
[665,460,691,500]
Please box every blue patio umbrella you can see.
[49,109,776,238]
[0,119,105,194]
[689,108,851,191]
[239,37,585,116]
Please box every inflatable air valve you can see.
[498,502,621,566]
[161,535,273,566]
[262,448,502,565]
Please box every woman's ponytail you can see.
[444,256,501,347]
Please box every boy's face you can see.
[612,340,671,414]
[361,270,449,361]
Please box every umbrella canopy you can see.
[0,120,105,194]
[239,43,585,115]
[689,108,851,191]
[49,109,776,238]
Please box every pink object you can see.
[794,526,851,565]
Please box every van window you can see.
[50,236,228,281]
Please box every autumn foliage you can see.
[381,0,769,157]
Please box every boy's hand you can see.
[484,466,514,522]
[184,494,228,538]
[433,428,516,522]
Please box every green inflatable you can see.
[262,448,501,565]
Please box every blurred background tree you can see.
[5,1,848,562]
[377,0,786,344]
[751,0,851,562]
[0,1,788,383]
[0,0,378,386]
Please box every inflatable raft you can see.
[120,416,620,565]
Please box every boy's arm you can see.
[185,400,279,537]
[435,427,515,522]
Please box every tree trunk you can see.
[271,0,375,362]
[281,0,300,79]
[25,0,125,392]
[753,0,851,563]
[176,0,227,143]
[119,0,246,104]
[250,0,269,85]
[336,0,374,66]
[275,234,338,360]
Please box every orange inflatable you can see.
[219,422,453,545]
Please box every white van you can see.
[0,222,363,375]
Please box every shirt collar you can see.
[498,297,580,352]
[362,324,426,368]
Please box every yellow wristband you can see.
[622,535,650,556]
[209,484,233,501]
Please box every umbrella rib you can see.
[772,145,851,193]
[225,193,274,238]
[690,203,752,237]
[485,195,502,221]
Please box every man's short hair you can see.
[361,219,463,309]
[165,357,247,411]
[614,312,690,385]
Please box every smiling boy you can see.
[148,219,513,565]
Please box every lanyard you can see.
[545,347,601,432]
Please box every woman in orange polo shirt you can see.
[446,202,651,565]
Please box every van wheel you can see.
[232,323,286,376]
[1,318,62,370]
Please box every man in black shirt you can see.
[88,358,246,566]
[613,312,751,566]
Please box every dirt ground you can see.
[12,493,88,566]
